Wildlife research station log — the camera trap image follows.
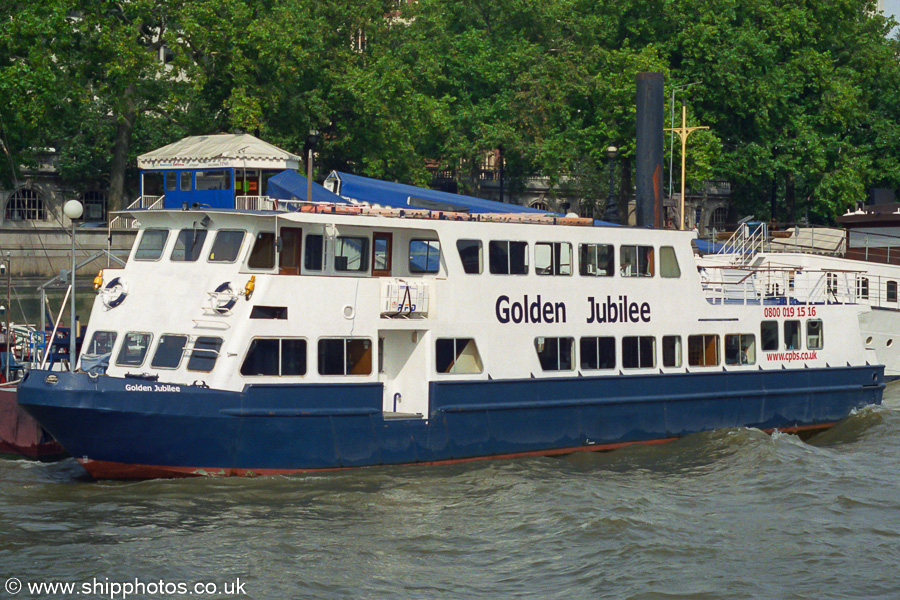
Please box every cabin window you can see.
[826,273,839,294]
[249,306,288,319]
[410,239,441,273]
[208,230,245,263]
[436,338,483,374]
[857,277,869,299]
[622,336,655,368]
[170,229,208,262]
[662,335,682,367]
[179,171,191,191]
[580,336,615,370]
[150,334,188,369]
[535,337,574,371]
[334,236,369,272]
[659,246,681,278]
[620,245,654,277]
[457,240,482,274]
[535,242,572,276]
[318,338,372,375]
[688,334,720,367]
[195,170,231,191]
[134,229,169,261]
[888,281,898,303]
[784,320,801,350]
[579,243,614,277]
[116,332,152,367]
[807,319,824,350]
[761,320,779,351]
[240,338,307,376]
[304,234,324,271]
[85,331,117,355]
[248,232,276,269]
[187,336,223,372]
[489,241,528,275]
[724,334,755,366]
[165,172,176,191]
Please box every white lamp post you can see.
[63,200,83,370]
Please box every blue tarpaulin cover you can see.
[327,171,553,214]
[267,170,349,204]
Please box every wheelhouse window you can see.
[457,240,482,274]
[116,332,152,367]
[304,234,324,271]
[662,335,682,367]
[659,246,681,278]
[187,336,223,372]
[151,334,188,369]
[535,337,574,371]
[410,239,441,273]
[580,336,615,370]
[208,230,245,263]
[195,170,231,191]
[807,319,824,350]
[489,241,528,275]
[784,320,801,350]
[761,320,779,351]
[318,338,372,375]
[248,232,276,269]
[170,229,208,262]
[334,236,369,272]
[579,243,614,277]
[240,338,307,376]
[85,331,117,355]
[180,171,191,191]
[622,336,655,368]
[620,245,654,277]
[688,334,720,367]
[134,229,169,261]
[724,334,755,366]
[436,338,483,374]
[535,242,572,276]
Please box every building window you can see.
[711,206,728,230]
[724,334,755,366]
[535,242,572,276]
[5,188,46,221]
[436,338,483,374]
[80,190,106,221]
[535,337,574,371]
[688,334,720,366]
[580,336,615,370]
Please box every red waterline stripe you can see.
[77,421,838,479]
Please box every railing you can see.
[701,264,863,306]
[108,195,163,230]
[235,196,277,211]
[716,222,769,260]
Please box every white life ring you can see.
[100,277,128,308]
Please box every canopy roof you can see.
[267,170,347,204]
[137,134,301,171]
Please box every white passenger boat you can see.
[18,203,883,478]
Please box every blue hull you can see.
[18,366,884,478]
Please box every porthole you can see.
[887,339,894,348]
[865,336,874,345]
[343,305,355,319]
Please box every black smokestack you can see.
[636,73,664,228]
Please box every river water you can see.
[2,386,900,600]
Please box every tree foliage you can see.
[0,0,898,221]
